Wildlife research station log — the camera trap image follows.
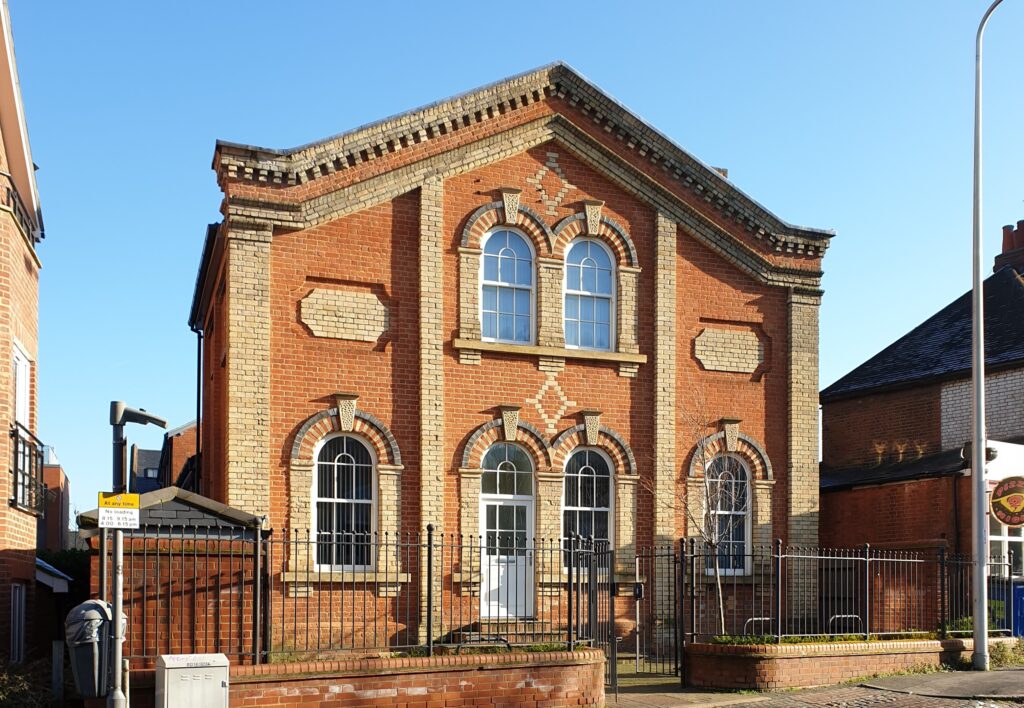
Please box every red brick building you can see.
[0,0,46,665]
[820,224,1024,558]
[188,64,830,632]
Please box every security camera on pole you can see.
[107,402,166,708]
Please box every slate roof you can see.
[820,447,967,492]
[821,265,1024,401]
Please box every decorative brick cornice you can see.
[214,63,832,257]
[211,116,824,294]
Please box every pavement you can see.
[609,668,1024,707]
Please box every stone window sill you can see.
[453,339,647,365]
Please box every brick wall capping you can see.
[453,338,647,364]
[281,570,410,585]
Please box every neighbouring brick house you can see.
[187,63,830,645]
[820,223,1024,560]
[0,0,46,665]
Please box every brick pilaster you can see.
[419,177,445,641]
[653,212,677,548]
[225,223,272,518]
[787,290,820,546]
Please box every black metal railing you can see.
[266,528,610,661]
[103,526,1019,670]
[683,539,1014,643]
[10,422,44,514]
[0,171,40,243]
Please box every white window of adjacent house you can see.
[312,434,375,570]
[10,582,25,664]
[564,239,614,351]
[12,343,29,426]
[988,513,1024,577]
[481,229,534,345]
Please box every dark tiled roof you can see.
[134,449,161,472]
[78,486,263,531]
[820,447,967,491]
[821,266,1024,401]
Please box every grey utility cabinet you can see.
[155,654,229,708]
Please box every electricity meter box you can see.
[155,653,229,708]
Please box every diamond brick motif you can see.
[525,371,576,435]
[526,152,576,216]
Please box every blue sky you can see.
[8,1,1022,516]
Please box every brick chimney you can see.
[994,220,1024,272]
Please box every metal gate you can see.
[631,545,681,677]
[594,543,683,693]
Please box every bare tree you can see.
[643,387,749,636]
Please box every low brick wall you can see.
[685,637,1012,690]
[93,648,605,707]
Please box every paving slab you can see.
[862,668,1024,700]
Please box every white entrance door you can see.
[480,499,534,618]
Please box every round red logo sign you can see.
[991,476,1024,527]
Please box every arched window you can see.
[562,448,612,545]
[481,442,533,497]
[313,435,374,568]
[564,239,614,351]
[481,230,534,344]
[705,455,750,574]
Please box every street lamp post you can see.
[971,0,1005,673]
[108,402,166,708]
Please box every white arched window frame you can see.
[561,447,614,557]
[480,229,535,345]
[311,433,377,570]
[704,454,752,576]
[480,442,534,557]
[563,238,615,351]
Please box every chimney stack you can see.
[994,220,1024,272]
